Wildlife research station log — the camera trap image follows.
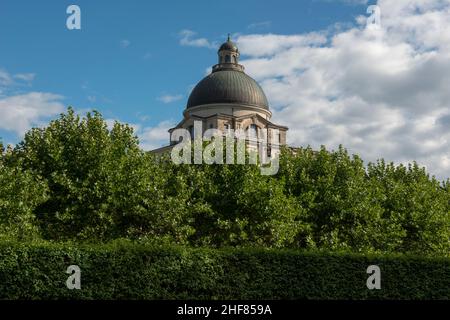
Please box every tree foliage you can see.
[0,145,48,241]
[6,108,192,242]
[1,109,449,256]
[278,147,450,254]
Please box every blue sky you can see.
[0,0,371,143]
[1,0,450,180]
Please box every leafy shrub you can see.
[0,241,449,299]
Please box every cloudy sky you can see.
[1,0,449,180]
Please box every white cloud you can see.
[235,0,450,180]
[137,113,151,122]
[0,92,65,135]
[339,0,369,4]
[138,120,175,150]
[0,69,14,87]
[120,39,131,48]
[14,73,35,82]
[179,30,217,49]
[157,94,183,104]
[316,0,369,4]
[0,69,36,92]
[247,21,272,30]
[0,69,65,136]
[105,118,173,150]
[105,118,141,134]
[236,33,328,57]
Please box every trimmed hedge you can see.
[0,241,449,300]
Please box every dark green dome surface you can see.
[186,70,269,109]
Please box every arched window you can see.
[225,55,231,63]
[247,124,258,140]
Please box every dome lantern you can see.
[214,34,243,72]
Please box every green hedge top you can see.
[0,241,449,300]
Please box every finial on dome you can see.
[227,33,231,42]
